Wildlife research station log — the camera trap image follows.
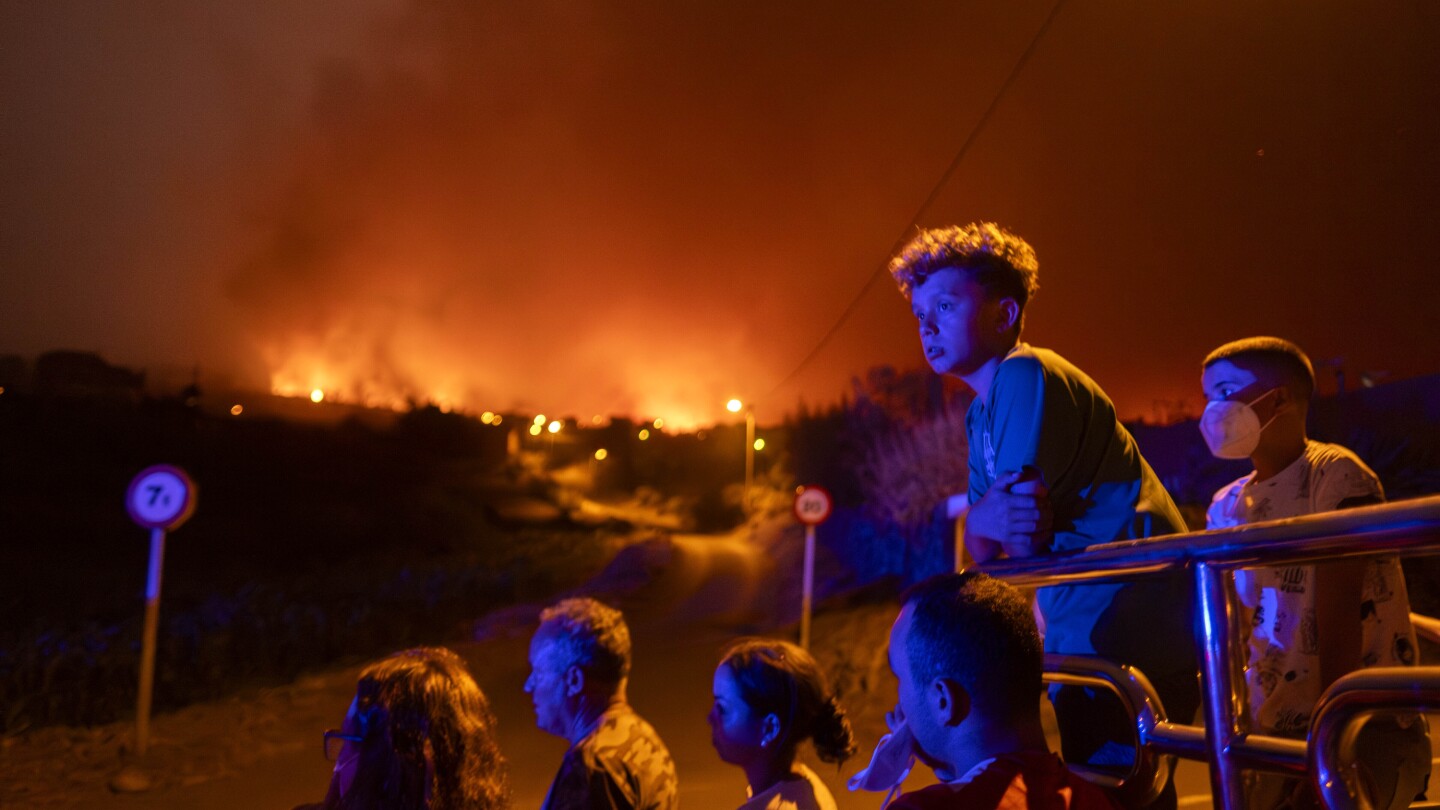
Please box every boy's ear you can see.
[930,677,971,727]
[994,297,1021,335]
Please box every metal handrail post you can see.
[1196,561,1247,810]
[1309,668,1440,810]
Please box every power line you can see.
[763,0,1070,403]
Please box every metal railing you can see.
[975,494,1440,810]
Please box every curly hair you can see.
[888,223,1040,310]
[718,638,856,765]
[536,598,632,689]
[328,647,509,810]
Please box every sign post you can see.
[124,465,195,757]
[792,485,832,650]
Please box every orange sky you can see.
[3,0,1438,425]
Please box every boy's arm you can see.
[1314,471,1385,688]
[964,359,1056,557]
[965,434,1003,564]
[1315,559,1365,689]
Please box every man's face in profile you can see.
[524,630,571,737]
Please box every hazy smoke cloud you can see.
[223,0,927,424]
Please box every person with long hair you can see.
[708,638,856,810]
[309,646,509,810]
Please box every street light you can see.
[727,398,755,512]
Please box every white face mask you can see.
[1199,388,1280,459]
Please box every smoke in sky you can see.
[4,1,1438,425]
[219,0,958,425]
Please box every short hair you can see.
[888,223,1040,310]
[718,638,857,764]
[1203,336,1316,402]
[899,572,1042,719]
[537,597,632,688]
[336,647,509,810]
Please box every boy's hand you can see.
[965,467,1053,557]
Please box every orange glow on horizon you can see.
[262,341,743,428]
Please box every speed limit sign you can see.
[126,464,196,530]
[123,463,195,757]
[792,484,832,651]
[793,485,832,526]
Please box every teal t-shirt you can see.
[967,345,1193,676]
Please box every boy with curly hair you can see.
[889,223,1196,809]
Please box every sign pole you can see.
[800,524,816,650]
[791,485,832,651]
[135,526,167,755]
[121,464,194,766]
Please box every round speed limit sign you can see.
[793,485,833,526]
[126,465,196,530]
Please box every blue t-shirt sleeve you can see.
[987,356,1047,476]
[990,355,1087,495]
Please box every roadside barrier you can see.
[977,495,1440,810]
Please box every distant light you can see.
[591,415,603,425]
[653,418,664,429]
[310,389,324,403]
[547,420,561,434]
[696,430,707,441]
[595,448,608,460]
[638,429,650,441]
[0,386,6,395]
[230,404,243,416]
[528,424,542,436]
[1256,148,1265,157]
[481,411,495,424]
[726,399,743,413]
[753,438,766,452]
[492,415,502,425]
[533,414,546,425]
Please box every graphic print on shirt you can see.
[1256,646,1285,698]
[1366,562,1395,604]
[1272,707,1309,736]
[984,430,996,479]
[1278,567,1306,594]
[1299,608,1318,655]
[1393,632,1417,666]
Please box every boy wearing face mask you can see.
[1200,336,1427,810]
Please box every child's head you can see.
[889,223,1039,377]
[889,223,1040,307]
[1200,336,1315,459]
[709,638,855,771]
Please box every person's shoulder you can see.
[991,345,1049,396]
[1304,440,1384,506]
[1304,440,1379,477]
[581,704,677,797]
[742,765,836,810]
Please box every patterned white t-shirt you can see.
[1206,440,1417,736]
